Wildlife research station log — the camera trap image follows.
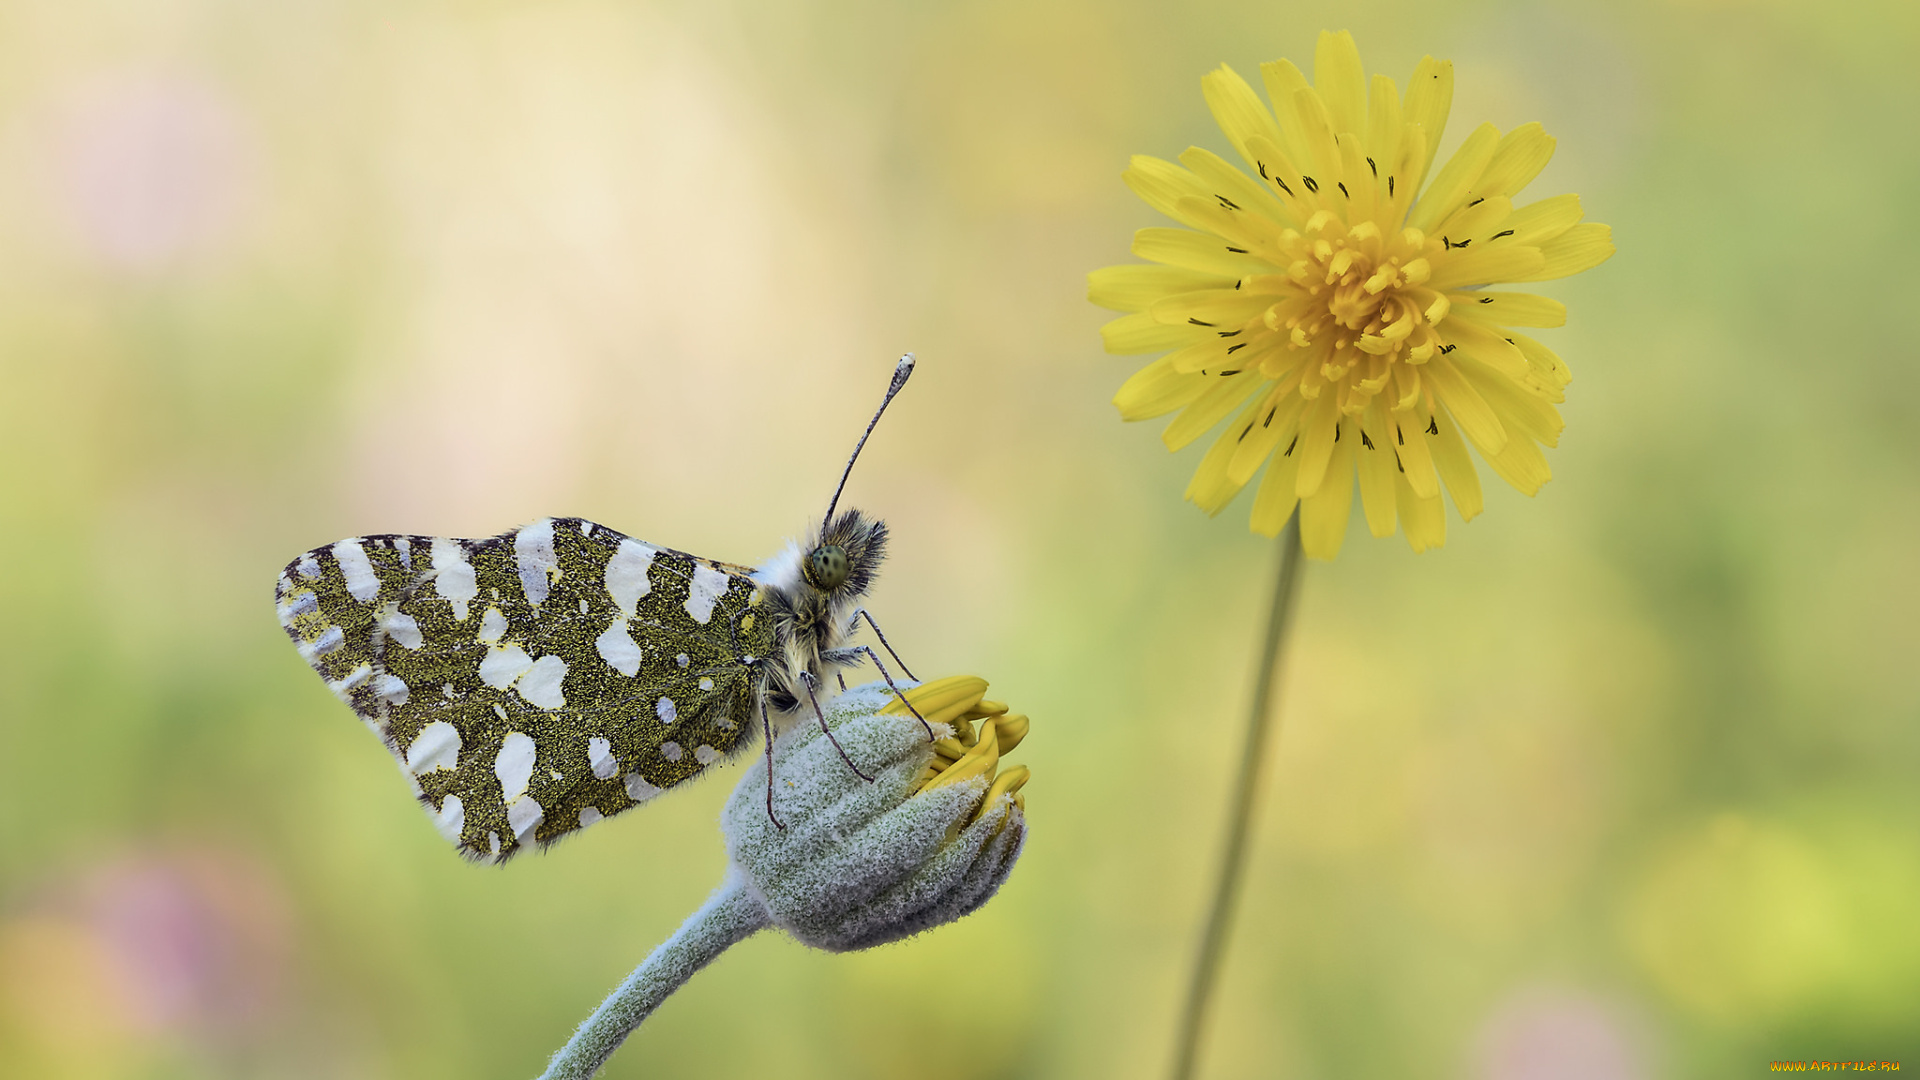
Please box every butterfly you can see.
[275,356,925,862]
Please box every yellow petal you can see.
[1178,145,1298,228]
[1438,317,1529,381]
[1248,441,1302,536]
[883,676,988,727]
[921,719,999,792]
[982,765,1030,813]
[1355,403,1398,538]
[1292,393,1341,497]
[1298,433,1356,559]
[1162,371,1264,450]
[991,715,1027,753]
[1434,194,1512,245]
[1425,355,1509,454]
[1390,405,1439,498]
[1228,386,1304,485]
[1089,264,1233,313]
[1363,73,1402,172]
[1406,121,1499,233]
[1511,332,1572,401]
[1504,192,1584,246]
[1102,313,1210,355]
[1241,134,1316,215]
[1483,430,1552,496]
[1149,288,1274,328]
[1185,417,1254,514]
[1429,404,1485,521]
[1338,137,1380,227]
[1166,335,1238,374]
[1313,30,1368,138]
[1257,58,1315,171]
[1113,356,1205,420]
[1400,55,1455,191]
[1201,64,1288,175]
[1383,122,1427,224]
[1394,469,1447,552]
[1426,243,1547,291]
[1122,155,1214,230]
[1509,222,1614,282]
[1274,86,1343,190]
[1132,227,1272,277]
[1477,122,1556,198]
[1449,290,1567,328]
[1451,351,1564,448]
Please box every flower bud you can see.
[721,678,1028,952]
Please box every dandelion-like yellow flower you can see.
[1090,31,1614,558]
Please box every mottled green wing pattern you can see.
[275,517,778,863]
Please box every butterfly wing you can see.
[275,517,778,862]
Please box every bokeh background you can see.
[1,1,1915,1077]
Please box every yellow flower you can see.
[1090,31,1613,559]
[882,675,1031,819]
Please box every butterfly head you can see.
[800,509,888,599]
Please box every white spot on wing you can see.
[507,797,544,843]
[431,539,478,620]
[302,625,345,658]
[380,610,423,650]
[432,795,465,843]
[373,673,410,706]
[685,564,730,624]
[515,519,558,606]
[588,737,618,779]
[277,590,318,622]
[517,655,568,709]
[332,540,379,603]
[625,774,661,802]
[489,832,501,858]
[694,744,719,765]
[698,677,714,691]
[656,697,677,725]
[297,556,321,579]
[495,732,537,801]
[579,805,602,827]
[406,720,461,773]
[477,606,508,645]
[326,662,372,697]
[605,539,656,617]
[595,621,641,677]
[660,741,683,762]
[479,645,534,689]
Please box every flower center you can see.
[1250,211,1449,416]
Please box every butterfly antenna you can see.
[822,353,916,524]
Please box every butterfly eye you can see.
[804,544,851,591]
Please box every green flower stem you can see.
[1170,517,1305,1080]
[538,872,771,1080]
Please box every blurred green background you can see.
[2,1,1915,1077]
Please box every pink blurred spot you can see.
[51,72,249,270]
[6,848,293,1040]
[1476,987,1646,1080]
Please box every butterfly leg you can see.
[824,644,933,740]
[853,608,917,682]
[799,670,874,782]
[759,692,785,830]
